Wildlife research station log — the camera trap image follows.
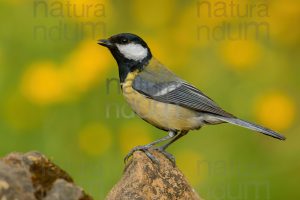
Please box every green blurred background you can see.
[0,0,299,199]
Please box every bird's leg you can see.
[154,131,188,165]
[160,131,188,150]
[124,131,177,163]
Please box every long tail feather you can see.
[214,116,286,140]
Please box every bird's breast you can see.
[121,71,202,131]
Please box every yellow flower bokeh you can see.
[118,123,152,155]
[176,149,206,186]
[62,39,111,93]
[146,36,181,69]
[20,40,111,105]
[175,0,233,48]
[219,39,262,70]
[21,61,68,105]
[254,92,296,131]
[269,0,300,45]
[131,0,174,28]
[58,0,109,22]
[78,123,112,156]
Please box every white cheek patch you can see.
[116,43,148,61]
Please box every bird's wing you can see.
[132,68,234,118]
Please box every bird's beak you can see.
[98,39,113,48]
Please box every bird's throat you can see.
[117,60,148,84]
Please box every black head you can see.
[98,33,152,83]
[99,33,151,64]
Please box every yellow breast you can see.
[121,71,201,131]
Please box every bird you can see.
[98,33,286,163]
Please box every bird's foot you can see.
[153,146,176,166]
[124,145,159,164]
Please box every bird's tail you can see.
[213,116,286,140]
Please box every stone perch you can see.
[0,151,202,200]
[106,149,202,200]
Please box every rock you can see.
[44,179,89,200]
[106,149,202,200]
[0,150,203,200]
[0,152,92,200]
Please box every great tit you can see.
[98,33,286,163]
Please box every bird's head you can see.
[98,33,152,67]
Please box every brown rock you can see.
[44,179,89,200]
[106,149,202,200]
[0,152,92,200]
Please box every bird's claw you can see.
[153,146,176,166]
[124,145,159,164]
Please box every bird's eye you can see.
[121,38,128,44]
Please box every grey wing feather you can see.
[154,83,234,117]
[133,72,234,118]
